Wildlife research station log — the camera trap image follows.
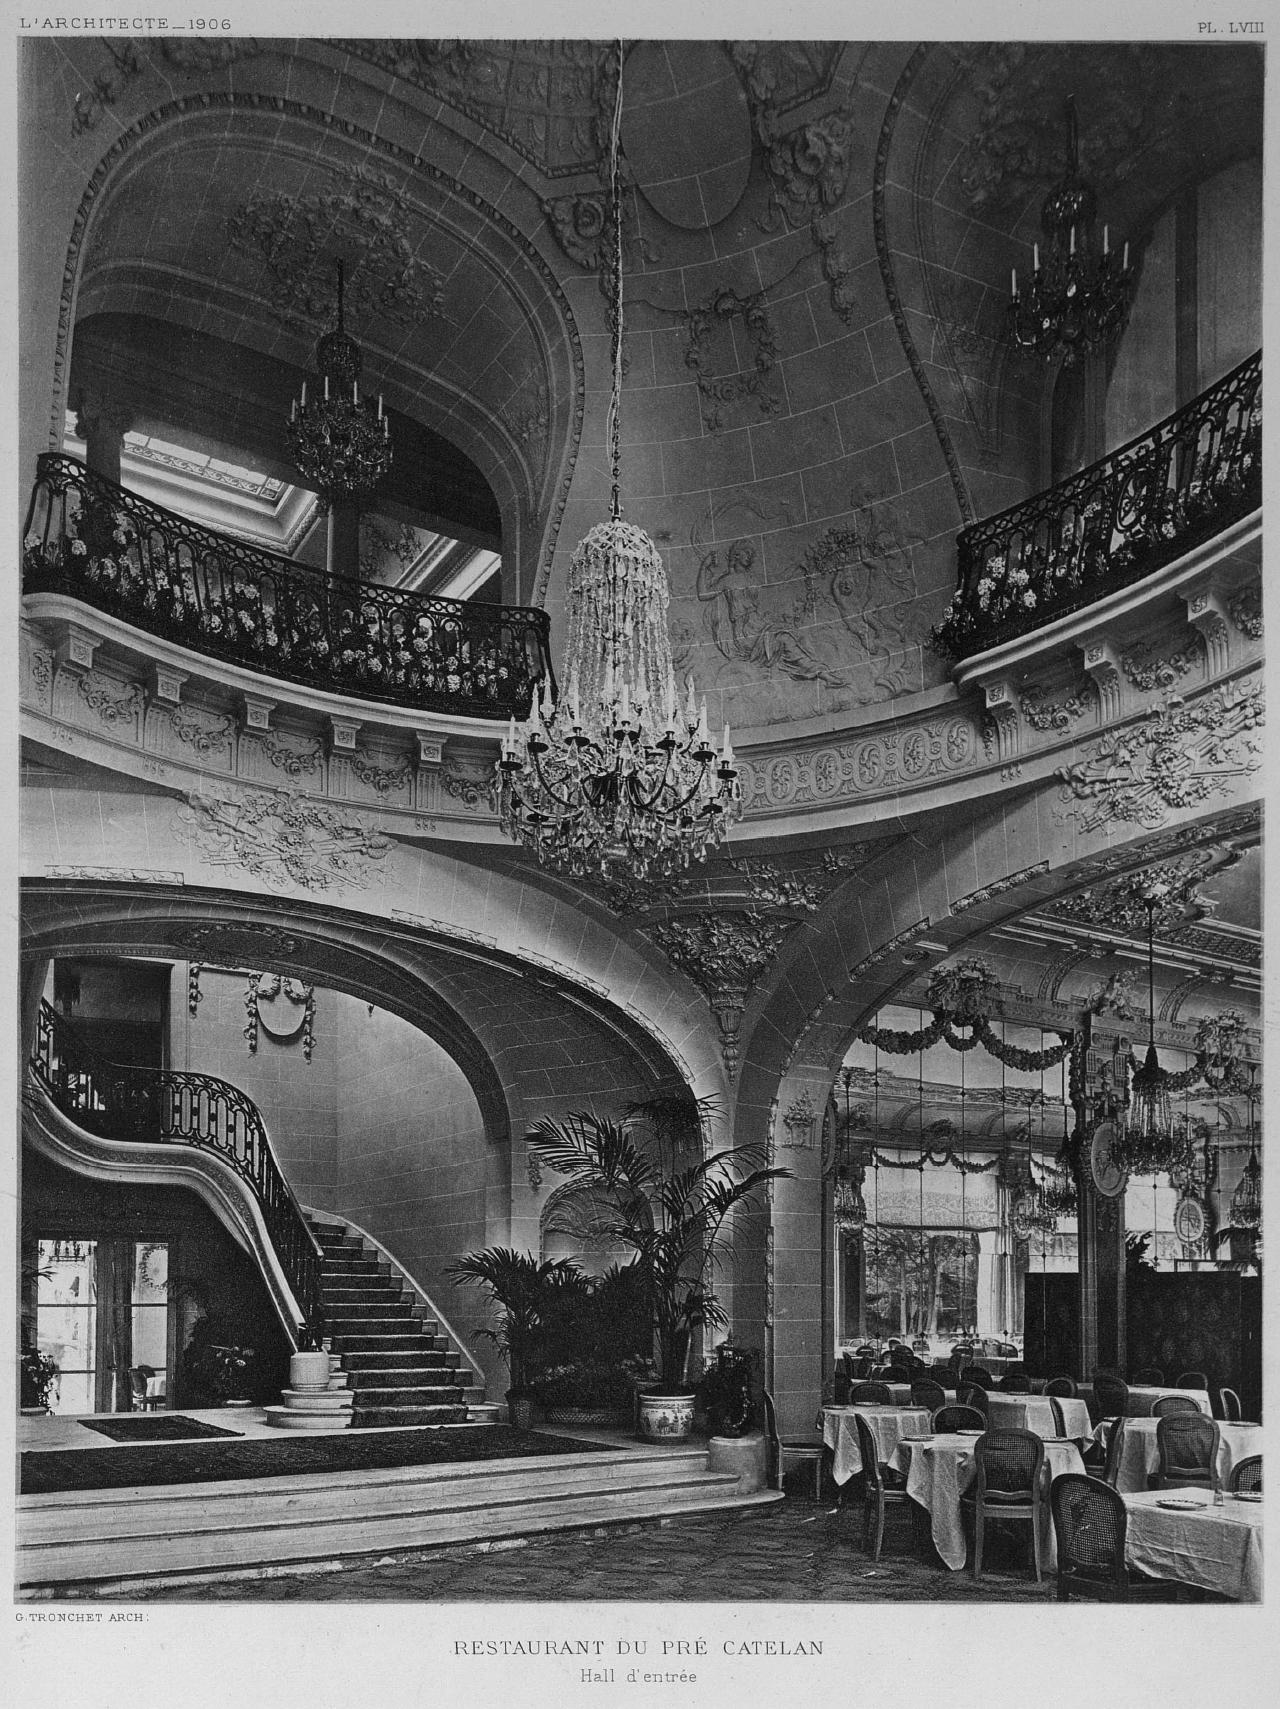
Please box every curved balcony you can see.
[22,454,553,720]
[932,352,1261,663]
[29,999,322,1341]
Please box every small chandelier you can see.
[286,261,392,504]
[1231,1142,1262,1232]
[1007,95,1136,365]
[494,41,740,880]
[1112,885,1191,1179]
[834,1172,868,1235]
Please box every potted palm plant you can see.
[447,1248,585,1428]
[526,1095,788,1443]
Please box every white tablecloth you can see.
[1124,1490,1262,1601]
[1091,1417,1262,1494]
[820,1406,931,1486]
[986,1393,1091,1441]
[1125,1385,1212,1417]
[887,1432,1085,1571]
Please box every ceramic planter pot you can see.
[507,1389,535,1430]
[289,1349,331,1392]
[636,1391,696,1443]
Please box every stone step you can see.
[350,1404,470,1428]
[323,1301,417,1321]
[321,1290,405,1308]
[261,1408,353,1432]
[338,1348,448,1371]
[347,1366,457,1389]
[351,1386,467,1408]
[19,1447,776,1588]
[330,1336,437,1355]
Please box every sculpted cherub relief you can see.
[687,490,923,705]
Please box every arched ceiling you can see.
[26,35,1264,736]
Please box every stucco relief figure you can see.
[825,500,920,699]
[695,540,844,686]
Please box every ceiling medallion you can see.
[495,40,740,880]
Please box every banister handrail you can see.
[29,999,323,1340]
[22,453,553,719]
[932,351,1261,661]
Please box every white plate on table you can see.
[1156,1498,1207,1511]
[1233,1492,1262,1503]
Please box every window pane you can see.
[131,1309,168,1369]
[37,1239,97,1306]
[52,1371,97,1415]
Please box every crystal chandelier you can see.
[286,261,392,504]
[494,42,740,880]
[1112,885,1191,1179]
[1007,95,1136,365]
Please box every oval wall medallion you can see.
[621,42,753,231]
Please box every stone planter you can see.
[636,1391,696,1443]
[289,1349,331,1393]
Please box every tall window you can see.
[33,1238,171,1414]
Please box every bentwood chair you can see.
[1229,1455,1261,1494]
[854,1412,912,1561]
[1152,1412,1220,1490]
[959,1384,989,1420]
[933,1403,986,1433]
[999,1373,1032,1393]
[128,1364,163,1412]
[1219,1387,1243,1422]
[850,1381,893,1405]
[1131,1366,1165,1385]
[964,1427,1044,1582]
[762,1389,824,1500]
[1091,1372,1130,1425]
[1176,1370,1209,1391]
[1152,1394,1202,1417]
[1045,1375,1078,1398]
[960,1365,993,1390]
[910,1379,947,1414]
[1049,1474,1172,1602]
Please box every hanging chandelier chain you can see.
[606,37,626,524]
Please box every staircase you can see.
[310,1218,483,1428]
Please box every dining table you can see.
[887,1430,1086,1571]
[1090,1416,1262,1494]
[820,1405,932,1486]
[1123,1489,1262,1601]
[985,1391,1092,1441]
[1122,1385,1213,1417]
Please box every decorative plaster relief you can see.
[683,287,781,431]
[1056,681,1264,833]
[1120,635,1204,693]
[950,861,1050,914]
[1228,587,1262,639]
[226,169,447,328]
[167,703,235,759]
[738,716,976,814]
[175,789,392,892]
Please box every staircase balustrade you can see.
[23,453,552,719]
[932,351,1261,662]
[29,999,323,1338]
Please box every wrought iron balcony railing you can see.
[29,999,323,1340]
[23,454,553,720]
[932,351,1261,662]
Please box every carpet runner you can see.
[80,1416,244,1443]
[22,1426,610,1495]
[310,1218,477,1427]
